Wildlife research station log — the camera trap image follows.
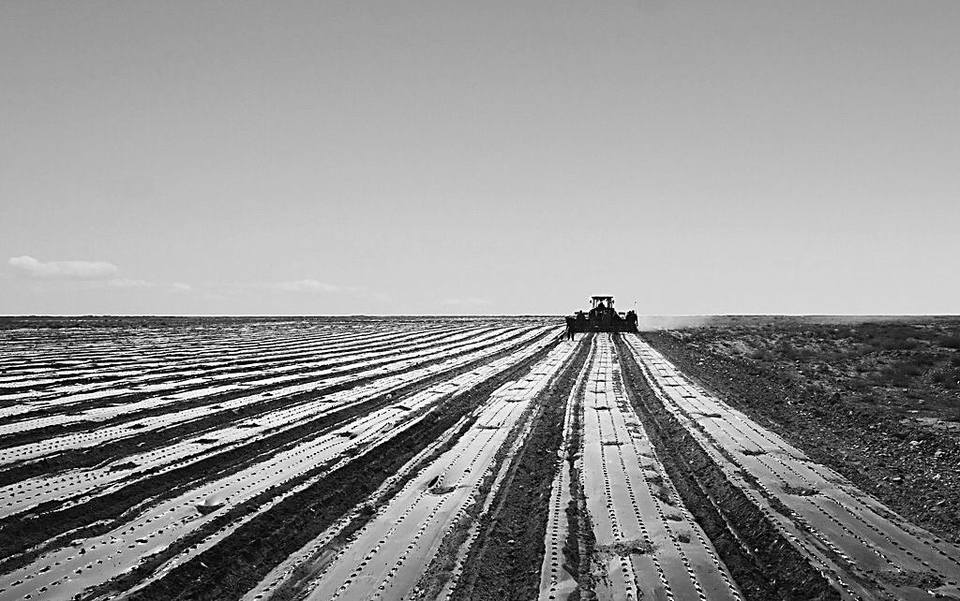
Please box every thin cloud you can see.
[270,280,371,294]
[104,279,192,293]
[8,255,118,280]
[273,279,345,293]
[7,256,192,295]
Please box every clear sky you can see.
[2,1,958,315]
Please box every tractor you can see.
[566,295,638,334]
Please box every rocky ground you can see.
[643,316,960,545]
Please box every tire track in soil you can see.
[446,335,593,601]
[614,333,842,601]
[81,337,562,601]
[0,328,549,575]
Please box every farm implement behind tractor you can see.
[567,295,638,333]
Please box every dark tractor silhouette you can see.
[567,295,638,334]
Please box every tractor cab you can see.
[590,296,615,312]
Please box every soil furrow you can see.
[448,335,591,600]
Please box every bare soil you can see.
[643,317,960,545]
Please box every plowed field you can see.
[1,317,957,600]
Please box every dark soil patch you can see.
[782,484,819,497]
[195,503,224,516]
[599,539,654,556]
[107,462,138,472]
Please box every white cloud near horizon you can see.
[8,255,118,280]
[272,279,355,293]
[7,256,193,295]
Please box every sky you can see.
[2,1,958,315]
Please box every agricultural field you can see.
[0,317,958,601]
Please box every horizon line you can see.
[2,313,959,318]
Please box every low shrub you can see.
[748,349,775,361]
[939,335,960,350]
